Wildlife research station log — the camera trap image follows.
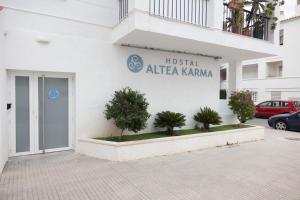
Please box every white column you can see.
[128,0,148,13]
[227,61,242,96]
[210,0,224,29]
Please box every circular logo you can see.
[48,88,60,100]
[127,54,144,73]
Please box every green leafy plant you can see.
[194,107,222,130]
[228,90,256,125]
[154,111,186,136]
[104,87,150,139]
[244,0,284,30]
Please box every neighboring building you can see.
[0,0,278,173]
[221,1,300,104]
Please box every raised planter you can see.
[78,126,264,161]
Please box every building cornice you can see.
[280,15,300,23]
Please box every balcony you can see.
[267,61,283,78]
[223,2,270,41]
[113,0,279,61]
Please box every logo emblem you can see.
[127,54,144,73]
[48,88,60,100]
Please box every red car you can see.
[255,100,300,118]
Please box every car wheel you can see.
[275,121,288,131]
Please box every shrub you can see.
[104,87,150,139]
[154,111,186,136]
[194,107,222,130]
[228,90,255,125]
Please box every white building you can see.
[231,0,300,103]
[0,0,279,173]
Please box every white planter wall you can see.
[79,126,265,161]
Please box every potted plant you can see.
[225,0,245,34]
[242,27,252,36]
[228,0,244,10]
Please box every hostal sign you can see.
[127,54,213,78]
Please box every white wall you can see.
[0,10,8,173]
[1,7,220,144]
[0,0,118,27]
[282,0,298,18]
[237,56,300,102]
[281,18,300,77]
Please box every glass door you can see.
[38,76,69,152]
[9,72,73,156]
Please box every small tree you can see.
[194,107,222,130]
[228,90,255,125]
[104,87,150,139]
[154,111,186,136]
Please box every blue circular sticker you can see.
[48,88,60,100]
[127,54,144,73]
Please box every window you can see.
[279,29,284,45]
[220,68,227,81]
[272,101,281,107]
[271,91,282,100]
[272,101,288,107]
[281,101,289,107]
[259,101,272,107]
[220,89,227,100]
[242,64,258,80]
[267,61,283,78]
[251,91,258,102]
[295,101,300,107]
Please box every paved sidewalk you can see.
[1,128,300,200]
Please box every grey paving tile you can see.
[1,127,300,200]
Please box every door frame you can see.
[8,70,75,156]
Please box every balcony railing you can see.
[149,0,208,27]
[118,0,270,41]
[223,3,270,40]
[119,0,128,22]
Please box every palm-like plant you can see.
[244,0,284,30]
[194,107,222,130]
[244,0,267,28]
[154,111,186,136]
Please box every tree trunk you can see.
[167,127,174,136]
[204,123,210,130]
[120,129,124,140]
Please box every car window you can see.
[294,101,300,107]
[272,101,280,107]
[282,102,289,107]
[259,101,272,107]
[277,101,289,107]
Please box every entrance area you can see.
[8,71,74,156]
